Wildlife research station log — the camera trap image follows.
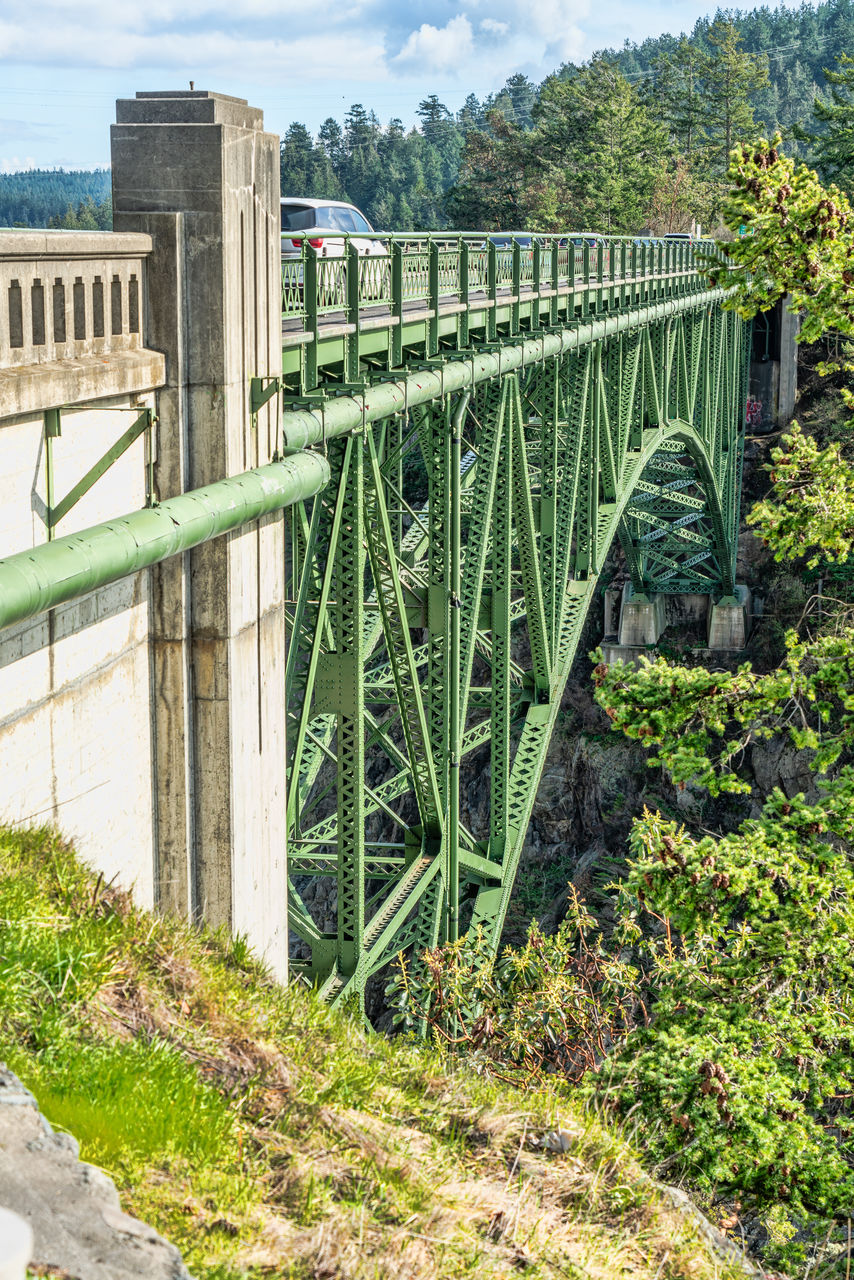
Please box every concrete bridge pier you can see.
[111,91,288,975]
[616,584,667,647]
[603,582,751,662]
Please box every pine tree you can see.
[700,20,769,171]
[804,52,854,192]
[650,37,707,161]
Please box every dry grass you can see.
[1,826,751,1280]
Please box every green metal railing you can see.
[281,232,718,326]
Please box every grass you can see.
[1,826,750,1279]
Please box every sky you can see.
[0,0,815,171]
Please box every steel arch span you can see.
[283,300,750,1014]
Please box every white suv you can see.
[280,198,385,261]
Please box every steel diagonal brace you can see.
[364,432,443,834]
[298,715,499,847]
[330,853,443,1003]
[509,379,552,695]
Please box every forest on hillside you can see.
[7,0,854,234]
[0,168,110,230]
[279,0,854,233]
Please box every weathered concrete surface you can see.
[112,91,288,976]
[0,349,165,417]
[0,1067,192,1279]
[707,585,751,650]
[617,583,667,647]
[0,230,153,259]
[0,396,159,905]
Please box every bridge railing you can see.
[0,229,153,370]
[281,232,722,327]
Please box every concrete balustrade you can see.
[0,230,165,416]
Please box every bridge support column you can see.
[707,586,751,650]
[617,583,666,647]
[111,91,287,975]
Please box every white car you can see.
[280,198,386,261]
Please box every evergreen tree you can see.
[534,60,665,232]
[650,37,707,161]
[802,52,854,192]
[700,19,769,171]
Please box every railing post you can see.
[428,238,440,356]
[459,238,470,348]
[511,237,521,335]
[346,238,361,382]
[487,239,498,341]
[551,235,560,324]
[391,239,404,367]
[582,239,591,316]
[304,242,319,391]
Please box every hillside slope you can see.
[0,827,750,1280]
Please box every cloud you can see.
[0,2,384,80]
[0,118,45,142]
[392,14,474,74]
[479,18,509,36]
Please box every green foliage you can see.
[591,627,854,793]
[749,422,854,567]
[48,194,112,230]
[712,136,854,341]
[388,890,639,1082]
[709,136,854,577]
[604,802,854,1219]
[798,51,854,193]
[701,20,770,172]
[0,168,111,229]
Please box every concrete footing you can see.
[601,583,751,664]
[617,584,667,647]
[707,585,751,650]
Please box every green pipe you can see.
[280,288,726,451]
[0,451,330,632]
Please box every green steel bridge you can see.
[274,233,750,1012]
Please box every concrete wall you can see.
[0,92,288,975]
[0,394,161,904]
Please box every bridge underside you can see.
[284,302,749,1014]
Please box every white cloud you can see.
[392,14,474,74]
[479,18,509,36]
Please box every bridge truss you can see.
[281,240,750,1014]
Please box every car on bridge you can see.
[280,198,385,262]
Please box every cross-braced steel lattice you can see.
[284,303,749,1015]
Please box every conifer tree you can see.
[701,19,769,170]
[802,52,854,192]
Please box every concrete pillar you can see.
[111,91,287,976]
[778,298,799,425]
[617,582,667,647]
[707,585,751,650]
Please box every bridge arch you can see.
[285,300,750,1010]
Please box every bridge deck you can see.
[279,235,717,395]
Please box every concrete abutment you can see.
[0,90,288,978]
[111,90,287,975]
